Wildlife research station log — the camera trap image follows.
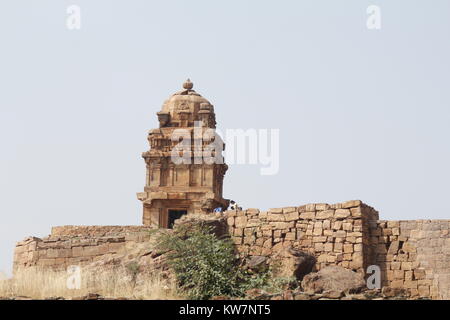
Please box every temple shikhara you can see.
[136,80,229,228]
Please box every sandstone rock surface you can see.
[272,248,315,280]
[301,266,365,294]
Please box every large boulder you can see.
[246,256,268,273]
[272,248,316,280]
[174,213,229,239]
[301,266,365,294]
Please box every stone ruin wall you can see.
[13,226,153,272]
[225,200,377,274]
[225,203,450,300]
[368,219,450,300]
[12,201,450,300]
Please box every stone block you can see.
[271,222,292,230]
[247,219,261,227]
[258,211,268,219]
[313,228,323,236]
[393,270,404,280]
[285,211,299,221]
[269,208,283,214]
[282,207,297,213]
[299,211,315,219]
[285,232,296,241]
[343,244,353,253]
[390,261,401,270]
[235,216,248,228]
[267,214,285,222]
[334,243,343,253]
[402,241,416,253]
[413,269,426,280]
[316,210,334,219]
[234,228,244,237]
[401,262,412,271]
[315,243,324,251]
[244,228,255,236]
[312,236,327,243]
[390,280,404,288]
[247,208,260,215]
[334,230,346,238]
[244,236,256,245]
[342,200,361,208]
[332,221,343,230]
[342,223,353,231]
[403,280,418,289]
[335,209,351,219]
[263,239,272,248]
[418,285,430,297]
[315,203,330,211]
[350,207,362,217]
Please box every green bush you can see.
[156,223,262,299]
[155,222,303,299]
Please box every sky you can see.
[0,0,449,275]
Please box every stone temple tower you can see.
[137,80,229,228]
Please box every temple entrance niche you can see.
[168,209,188,229]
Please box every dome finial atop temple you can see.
[183,79,194,90]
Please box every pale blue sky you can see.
[1,1,449,275]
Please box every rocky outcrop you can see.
[245,288,412,300]
[301,266,366,294]
[271,248,316,280]
[173,213,229,239]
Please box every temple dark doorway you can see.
[168,209,188,229]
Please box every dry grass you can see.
[0,267,182,300]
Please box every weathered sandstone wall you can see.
[224,200,378,274]
[12,202,450,299]
[13,226,153,272]
[368,219,450,299]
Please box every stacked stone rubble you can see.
[225,200,379,274]
[13,226,152,272]
[12,202,450,300]
[369,220,450,300]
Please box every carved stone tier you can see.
[137,80,229,227]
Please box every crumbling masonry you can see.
[13,81,450,300]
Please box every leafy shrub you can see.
[155,222,304,299]
[156,223,266,299]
